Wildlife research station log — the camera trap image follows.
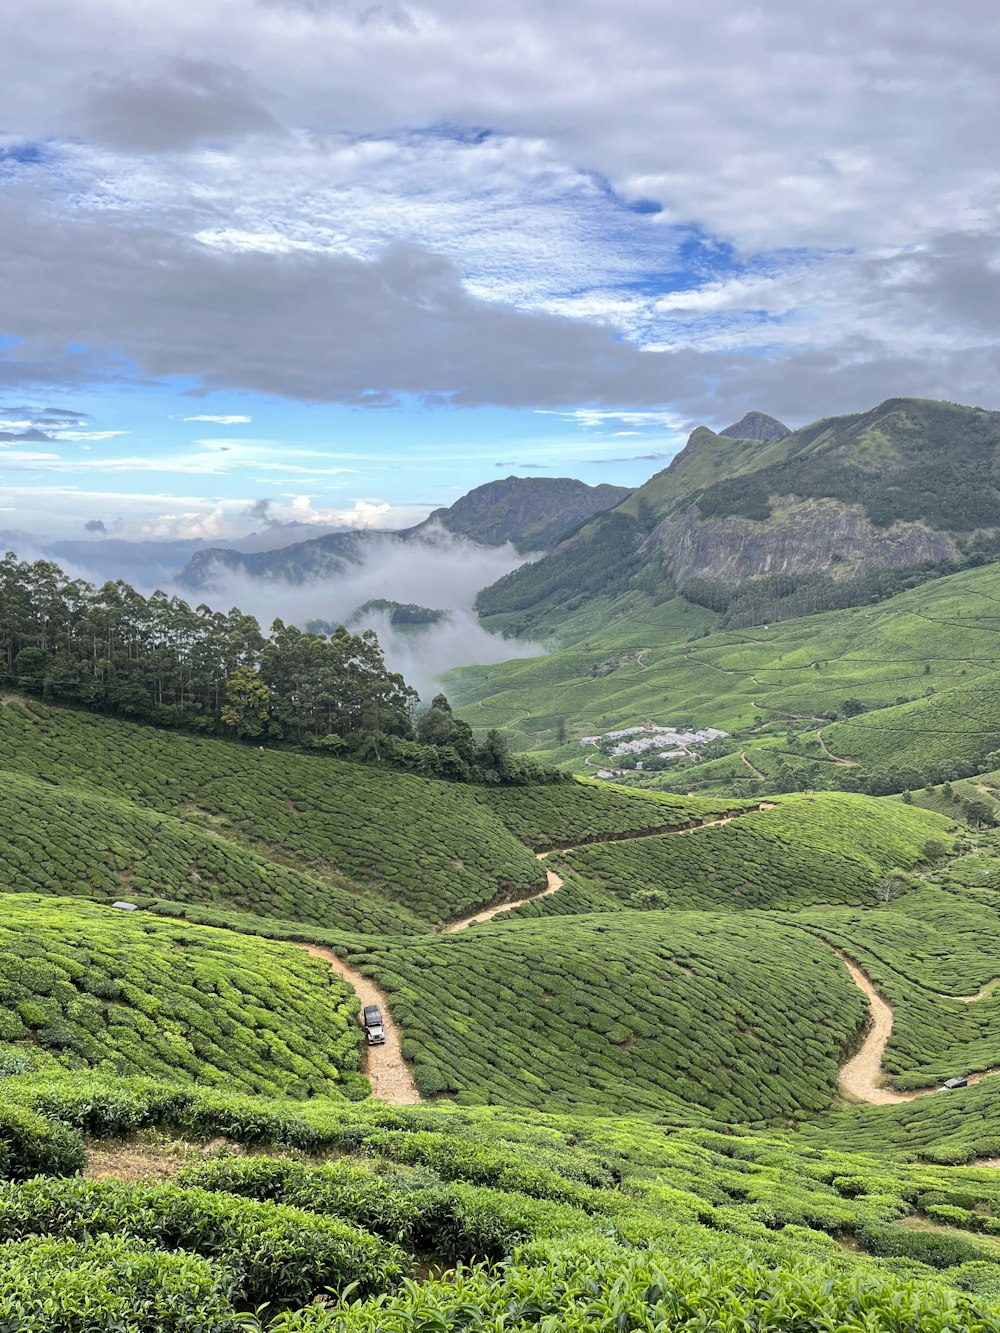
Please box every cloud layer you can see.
[0,0,998,487]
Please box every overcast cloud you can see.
[0,0,999,537]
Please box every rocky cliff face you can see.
[650,497,958,585]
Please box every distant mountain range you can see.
[178,475,632,588]
[477,398,1000,629]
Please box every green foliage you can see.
[0,1234,242,1332]
[340,912,866,1120]
[0,896,364,1098]
[0,703,545,925]
[479,781,753,848]
[0,1175,410,1309]
[0,767,418,933]
[696,399,1000,533]
[553,795,954,913]
[0,1100,84,1180]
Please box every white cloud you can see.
[183,414,252,423]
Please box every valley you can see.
[4,396,1000,1328]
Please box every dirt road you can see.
[833,947,996,1104]
[297,944,422,1105]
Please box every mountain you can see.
[477,398,1000,627]
[412,475,632,552]
[180,529,371,588]
[720,410,790,441]
[178,474,632,587]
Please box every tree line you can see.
[0,553,560,785]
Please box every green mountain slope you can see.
[340,910,865,1117]
[0,701,545,926]
[179,475,631,587]
[451,560,1000,786]
[477,397,1000,631]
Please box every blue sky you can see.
[1,1,999,541]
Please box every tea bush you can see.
[556,794,954,912]
[478,781,755,847]
[0,703,548,925]
[0,1234,242,1332]
[268,1246,1000,1333]
[178,1155,591,1261]
[0,1175,411,1308]
[339,912,866,1119]
[0,768,419,934]
[0,1100,85,1179]
[0,895,365,1098]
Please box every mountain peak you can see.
[719,411,790,442]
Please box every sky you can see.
[2,0,1000,542]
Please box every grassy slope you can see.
[0,895,365,1099]
[0,766,423,934]
[0,701,545,926]
[793,880,1000,1089]
[535,794,956,915]
[451,561,1000,777]
[338,910,865,1120]
[7,1071,1000,1326]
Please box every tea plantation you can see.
[0,896,366,1099]
[477,781,755,847]
[0,767,422,934]
[550,794,956,913]
[5,684,1000,1329]
[337,911,866,1118]
[4,1070,1000,1328]
[0,702,546,924]
[793,883,1000,1090]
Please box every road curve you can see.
[833,947,996,1105]
[297,804,778,1103]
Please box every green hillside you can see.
[0,701,545,926]
[4,1071,1000,1327]
[451,559,1000,793]
[4,600,1000,1327]
[537,794,955,915]
[0,766,423,933]
[0,896,365,1099]
[338,911,866,1118]
[477,398,1000,632]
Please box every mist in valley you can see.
[187,526,546,700]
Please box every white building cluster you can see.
[579,722,728,777]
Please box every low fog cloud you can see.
[189,527,545,700]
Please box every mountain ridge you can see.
[477,397,1000,627]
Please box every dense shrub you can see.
[339,912,865,1120]
[0,1234,242,1331]
[0,896,363,1098]
[0,1176,410,1309]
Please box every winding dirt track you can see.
[816,728,857,766]
[297,801,994,1111]
[832,947,997,1105]
[299,805,774,1103]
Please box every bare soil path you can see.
[296,804,780,1104]
[444,807,776,934]
[816,728,857,766]
[832,946,996,1105]
[295,944,422,1106]
[740,751,766,779]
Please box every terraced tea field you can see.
[0,896,365,1099]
